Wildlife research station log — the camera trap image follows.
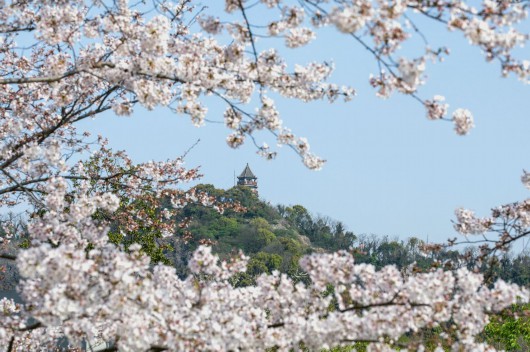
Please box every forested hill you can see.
[166,184,530,287]
[167,184,357,282]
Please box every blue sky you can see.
[80,5,530,245]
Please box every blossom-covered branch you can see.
[450,170,530,259]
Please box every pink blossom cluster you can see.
[454,208,494,235]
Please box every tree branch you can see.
[7,335,15,352]
[0,71,79,85]
[18,322,42,332]
[0,253,17,260]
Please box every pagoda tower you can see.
[237,163,258,193]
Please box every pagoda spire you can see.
[237,163,258,192]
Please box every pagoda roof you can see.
[238,163,257,179]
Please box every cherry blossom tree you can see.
[1,0,530,350]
